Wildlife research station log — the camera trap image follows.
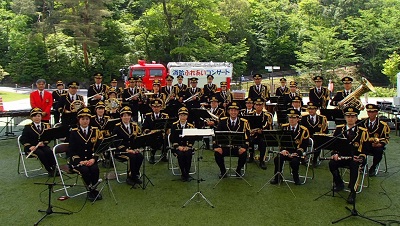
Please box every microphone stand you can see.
[34,182,72,226]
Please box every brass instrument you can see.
[88,92,104,100]
[105,98,120,112]
[319,156,353,161]
[225,90,232,103]
[368,137,386,143]
[183,92,199,103]
[164,89,175,108]
[70,100,85,112]
[250,128,262,136]
[200,105,220,122]
[125,92,141,101]
[336,77,375,110]
[261,85,266,101]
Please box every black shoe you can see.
[161,155,168,162]
[270,179,279,184]
[369,166,377,177]
[247,153,254,163]
[181,175,188,182]
[218,172,227,179]
[91,189,102,200]
[235,168,243,177]
[347,191,356,204]
[259,161,267,170]
[149,156,156,164]
[187,175,194,182]
[133,177,143,184]
[294,178,301,185]
[126,177,136,186]
[333,183,345,192]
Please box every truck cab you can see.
[128,60,167,90]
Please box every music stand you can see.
[180,128,215,208]
[257,130,296,197]
[131,131,163,189]
[213,131,251,188]
[39,126,70,142]
[153,118,177,164]
[92,135,123,204]
[319,109,344,121]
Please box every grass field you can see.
[0,91,29,102]
[1,131,400,226]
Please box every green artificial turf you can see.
[1,133,400,226]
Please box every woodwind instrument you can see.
[87,92,105,100]
[26,142,43,159]
[319,156,353,161]
[183,92,199,103]
[125,92,141,101]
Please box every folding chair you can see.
[167,134,196,176]
[109,149,129,183]
[368,147,388,175]
[53,123,67,145]
[284,138,315,185]
[52,143,88,198]
[17,135,48,177]
[341,156,369,194]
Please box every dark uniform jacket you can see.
[170,121,195,149]
[174,83,188,100]
[309,87,329,109]
[52,90,67,109]
[240,108,254,116]
[214,117,251,149]
[183,87,202,109]
[300,114,328,136]
[248,111,273,130]
[332,125,369,158]
[87,83,108,107]
[202,83,217,102]
[20,122,51,152]
[113,122,142,153]
[248,84,269,101]
[281,123,310,156]
[69,126,103,165]
[57,93,85,126]
[142,112,169,132]
[360,119,390,146]
[161,86,179,106]
[275,86,289,97]
[330,90,350,106]
[283,92,302,107]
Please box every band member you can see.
[174,75,188,103]
[171,107,195,182]
[329,107,369,204]
[214,102,250,178]
[240,98,254,116]
[122,77,141,122]
[275,78,288,96]
[142,99,169,164]
[362,104,390,176]
[57,81,85,128]
[69,108,103,201]
[30,79,53,123]
[271,109,310,185]
[248,98,273,169]
[248,74,270,101]
[202,75,217,103]
[52,80,67,124]
[21,108,56,176]
[87,73,108,111]
[330,76,353,107]
[113,106,144,186]
[283,81,302,108]
[291,96,304,112]
[183,78,202,110]
[309,76,330,109]
[161,75,180,118]
[300,102,328,164]
[109,78,123,99]
[203,96,225,149]
[105,88,122,119]
[90,101,111,137]
[215,82,233,110]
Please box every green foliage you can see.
[368,86,397,97]
[382,51,400,85]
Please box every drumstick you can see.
[26,142,43,159]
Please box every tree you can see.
[382,51,400,86]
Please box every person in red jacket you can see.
[30,79,53,123]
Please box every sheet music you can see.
[182,128,214,137]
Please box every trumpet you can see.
[183,92,199,103]
[125,92,141,101]
[88,92,104,100]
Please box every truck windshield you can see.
[132,69,145,76]
[150,69,163,76]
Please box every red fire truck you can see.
[128,60,167,90]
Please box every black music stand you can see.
[241,115,263,130]
[153,118,177,164]
[92,135,123,204]
[213,131,251,188]
[131,131,162,189]
[180,128,215,208]
[191,108,213,152]
[257,130,296,197]
[39,126,70,142]
[33,182,72,226]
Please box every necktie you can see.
[257,86,260,92]
[71,95,74,101]
[37,125,41,133]
[83,129,87,138]
[317,88,321,94]
[369,122,373,129]
[192,88,196,93]
[126,125,131,134]
[291,126,295,132]
[40,91,43,100]
[348,129,355,140]
[231,120,234,127]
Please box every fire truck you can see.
[128,60,233,90]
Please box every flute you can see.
[319,156,353,161]
[26,142,43,159]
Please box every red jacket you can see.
[30,90,53,121]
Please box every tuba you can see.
[336,77,375,110]
[105,98,120,112]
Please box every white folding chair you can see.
[52,143,88,198]
[167,134,196,176]
[284,138,315,185]
[109,149,129,183]
[17,135,48,177]
[341,156,369,194]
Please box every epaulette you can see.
[337,124,345,128]
[188,123,195,127]
[91,127,98,130]
[284,91,290,94]
[130,121,138,126]
[145,112,152,115]
[220,117,228,120]
[72,128,79,131]
[302,112,310,117]
[299,125,308,130]
[172,121,179,125]
[359,127,368,132]
[90,115,96,118]
[61,93,67,96]
[43,123,51,129]
[104,115,110,119]
[161,113,169,116]
[309,88,314,90]
[240,118,248,122]
[380,121,388,126]
[115,122,121,126]
[282,123,289,127]
[337,90,344,92]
